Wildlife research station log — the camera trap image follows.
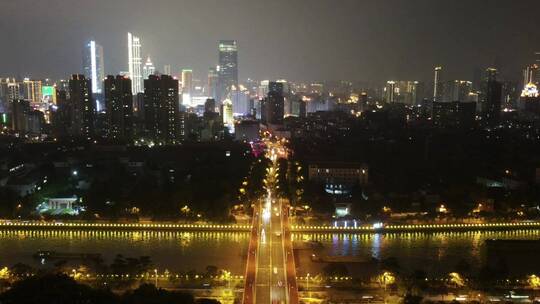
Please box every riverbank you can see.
[1,219,540,233]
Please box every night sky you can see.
[1,0,539,83]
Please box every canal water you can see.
[0,229,538,275]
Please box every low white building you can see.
[46,197,77,211]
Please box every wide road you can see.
[242,207,259,304]
[254,191,287,303]
[282,197,299,304]
[243,135,298,304]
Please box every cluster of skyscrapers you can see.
[2,33,540,143]
[0,33,296,143]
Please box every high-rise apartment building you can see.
[68,74,95,139]
[104,75,133,140]
[0,78,20,103]
[143,75,179,144]
[482,68,502,126]
[22,78,42,103]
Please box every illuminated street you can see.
[244,135,298,304]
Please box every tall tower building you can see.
[385,81,396,103]
[83,40,105,95]
[482,68,502,126]
[222,98,234,130]
[1,78,20,101]
[181,69,193,106]
[262,81,285,125]
[446,80,472,102]
[207,67,219,100]
[128,32,143,94]
[143,56,155,79]
[231,85,251,116]
[104,75,133,140]
[22,78,43,103]
[433,66,443,102]
[218,40,238,102]
[358,92,368,113]
[204,98,216,114]
[163,65,171,76]
[68,74,94,139]
[10,99,31,134]
[385,81,418,105]
[143,75,179,144]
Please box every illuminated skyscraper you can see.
[433,66,443,102]
[231,85,251,116]
[218,40,238,102]
[22,78,42,103]
[207,67,219,100]
[128,32,143,94]
[181,69,193,106]
[83,40,105,95]
[222,98,234,131]
[143,56,155,79]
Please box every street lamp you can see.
[223,270,232,289]
[0,267,10,279]
[181,205,190,217]
[449,272,464,287]
[528,274,540,289]
[380,271,395,290]
[154,269,158,287]
[306,273,310,298]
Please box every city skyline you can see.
[3,2,540,303]
[2,0,540,83]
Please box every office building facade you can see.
[128,32,143,94]
[218,40,238,102]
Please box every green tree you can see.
[0,273,117,304]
